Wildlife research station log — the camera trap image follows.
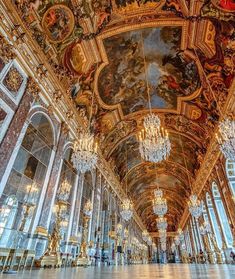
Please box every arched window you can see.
[56,148,77,246]
[78,172,93,235]
[101,190,109,249]
[206,192,223,249]
[0,113,54,248]
[212,182,233,247]
[226,160,235,196]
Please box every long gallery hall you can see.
[0,0,235,278]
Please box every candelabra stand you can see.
[74,200,92,266]
[203,233,215,264]
[209,233,223,264]
[40,200,67,268]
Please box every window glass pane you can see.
[21,125,36,151]
[34,161,47,185]
[4,170,21,196]
[13,147,29,173]
[216,200,233,247]
[24,156,38,180]
[31,114,53,146]
[209,208,222,249]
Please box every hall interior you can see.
[0,0,234,278]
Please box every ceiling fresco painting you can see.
[12,0,235,233]
[98,26,201,115]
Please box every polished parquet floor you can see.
[0,264,235,279]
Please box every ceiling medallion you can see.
[216,118,235,160]
[139,113,171,163]
[71,131,98,173]
[152,189,168,216]
[120,198,134,222]
[188,194,203,219]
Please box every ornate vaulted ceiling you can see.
[14,0,234,232]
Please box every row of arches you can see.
[0,109,128,259]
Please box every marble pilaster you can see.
[0,78,39,184]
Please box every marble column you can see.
[71,173,85,237]
[90,171,102,243]
[37,122,69,230]
[188,222,197,258]
[88,169,97,243]
[0,78,39,188]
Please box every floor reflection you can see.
[1,264,235,279]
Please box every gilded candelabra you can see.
[40,179,71,267]
[74,199,93,266]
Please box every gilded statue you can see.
[44,224,61,256]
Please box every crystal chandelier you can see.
[160,236,166,244]
[124,228,129,239]
[216,118,235,160]
[147,236,152,246]
[58,179,71,202]
[71,130,98,174]
[139,114,171,163]
[153,189,167,216]
[83,199,93,217]
[156,216,167,230]
[116,223,123,236]
[161,242,167,251]
[199,222,211,235]
[159,229,166,238]
[142,230,149,242]
[120,198,133,222]
[152,243,157,253]
[188,194,203,219]
[138,31,171,164]
[177,228,184,241]
[174,235,180,246]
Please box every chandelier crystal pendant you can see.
[71,131,98,173]
[216,118,235,160]
[153,189,168,216]
[120,198,134,222]
[156,216,168,231]
[139,114,171,163]
[188,194,203,219]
